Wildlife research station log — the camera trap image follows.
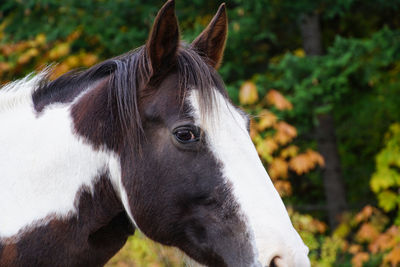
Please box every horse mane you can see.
[32,42,225,150]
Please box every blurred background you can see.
[1,0,400,266]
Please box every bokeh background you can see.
[1,0,400,266]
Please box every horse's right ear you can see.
[191,3,227,69]
[146,0,180,77]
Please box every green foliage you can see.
[253,27,400,132]
[0,0,161,56]
[371,124,400,224]
[250,28,400,208]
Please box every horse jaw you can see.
[188,90,310,267]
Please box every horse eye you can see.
[174,127,199,143]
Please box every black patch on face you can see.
[71,77,124,152]
[0,173,134,267]
[120,74,255,266]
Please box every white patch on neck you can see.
[0,72,45,114]
[189,90,310,266]
[0,76,123,238]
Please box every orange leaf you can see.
[239,81,258,105]
[356,223,380,243]
[80,53,98,67]
[50,63,71,80]
[386,225,400,237]
[355,205,375,224]
[0,44,14,56]
[274,121,297,145]
[305,149,325,167]
[249,119,259,139]
[268,158,288,180]
[274,180,292,196]
[266,89,293,110]
[289,153,313,175]
[15,42,30,52]
[352,252,369,267]
[288,149,324,175]
[0,62,11,73]
[257,110,277,131]
[17,52,33,65]
[384,245,400,266]
[369,225,400,253]
[67,29,82,42]
[369,232,394,253]
[349,244,362,254]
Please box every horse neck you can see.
[71,77,125,151]
[0,76,127,240]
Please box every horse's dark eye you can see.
[173,127,199,144]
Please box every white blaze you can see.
[189,90,310,267]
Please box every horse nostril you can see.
[269,256,280,267]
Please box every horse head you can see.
[117,1,310,266]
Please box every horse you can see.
[0,1,310,266]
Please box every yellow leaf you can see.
[266,89,293,110]
[239,81,258,105]
[49,43,70,60]
[256,138,278,162]
[257,110,277,131]
[233,22,240,32]
[18,48,39,65]
[35,33,46,46]
[352,252,369,267]
[26,48,39,57]
[65,55,80,68]
[294,48,305,58]
[280,145,299,159]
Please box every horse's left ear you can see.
[147,0,180,76]
[191,3,228,69]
